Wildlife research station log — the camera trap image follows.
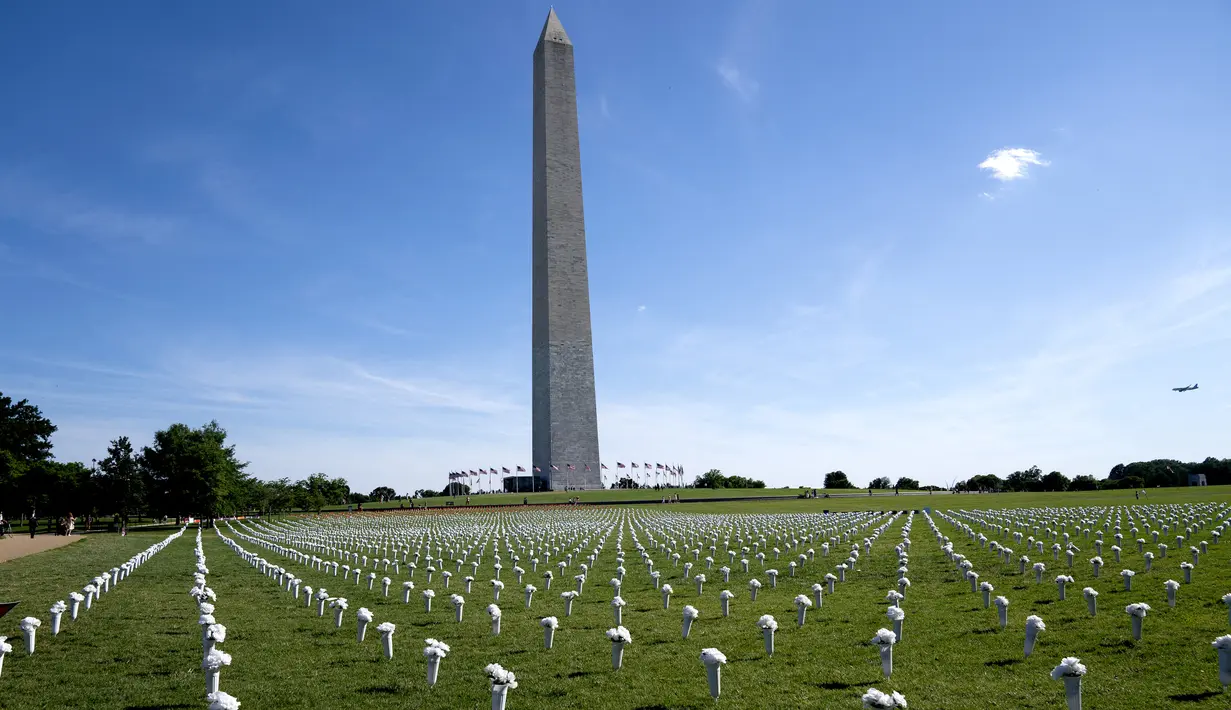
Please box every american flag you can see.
[502,467,510,474]
[533,466,541,472]
[631,462,638,468]
[616,462,625,469]
[644,463,651,469]
[656,463,663,469]
[517,466,526,472]
[584,464,591,471]
[551,465,559,471]
[601,463,609,470]
[568,464,576,471]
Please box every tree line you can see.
[952,458,1231,492]
[0,392,365,524]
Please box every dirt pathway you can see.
[0,534,83,563]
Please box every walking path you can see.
[0,534,83,563]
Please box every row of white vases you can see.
[0,525,188,684]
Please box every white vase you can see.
[1063,675,1081,709]
[683,617,694,639]
[427,657,440,686]
[1131,615,1143,640]
[893,618,903,641]
[706,663,722,700]
[614,607,623,625]
[206,669,220,695]
[381,634,394,660]
[492,686,509,710]
[544,626,555,650]
[492,617,501,636]
[797,607,807,627]
[358,620,369,643]
[612,642,625,670]
[763,628,775,656]
[23,628,36,655]
[880,646,893,678]
[998,606,1008,629]
[662,592,671,610]
[454,606,464,623]
[70,599,81,621]
[1218,648,1231,688]
[721,598,730,617]
[51,613,62,636]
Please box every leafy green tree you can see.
[369,486,397,502]
[98,436,144,523]
[894,477,920,490]
[824,471,856,489]
[869,477,891,489]
[1040,470,1070,491]
[1006,466,1043,492]
[1069,475,1098,491]
[141,421,249,525]
[694,469,727,489]
[0,392,57,463]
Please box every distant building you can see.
[1189,473,1208,487]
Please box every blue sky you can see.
[2,1,1229,493]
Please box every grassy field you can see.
[4,489,1231,708]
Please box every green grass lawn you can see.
[4,491,1231,709]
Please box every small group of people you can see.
[660,493,681,504]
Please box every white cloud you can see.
[717,60,759,102]
[600,95,611,119]
[978,148,1049,181]
[0,170,181,245]
[637,305,646,313]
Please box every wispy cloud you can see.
[637,305,646,313]
[717,60,759,102]
[599,95,611,119]
[0,170,181,245]
[979,148,1049,181]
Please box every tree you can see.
[98,436,143,523]
[869,477,891,489]
[894,477,920,490]
[694,469,727,489]
[1069,475,1098,491]
[1040,470,1070,492]
[824,471,856,489]
[141,421,249,525]
[369,486,397,502]
[1006,466,1043,492]
[0,392,57,463]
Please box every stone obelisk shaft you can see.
[532,9,601,491]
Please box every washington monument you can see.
[532,9,602,491]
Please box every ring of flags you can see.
[445,463,686,493]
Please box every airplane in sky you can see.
[1172,384,1199,392]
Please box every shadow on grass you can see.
[818,680,879,691]
[1169,691,1220,702]
[358,685,399,695]
[971,628,997,635]
[567,670,596,679]
[1099,638,1135,649]
[124,705,194,710]
[986,658,1021,667]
